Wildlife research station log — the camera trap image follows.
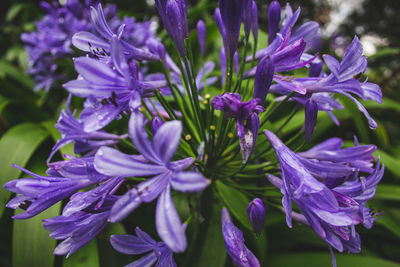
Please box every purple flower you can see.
[304,98,318,141]
[246,2,320,70]
[247,198,265,234]
[20,0,95,91]
[62,176,124,216]
[212,93,264,162]
[48,97,125,161]
[218,0,244,56]
[4,156,107,219]
[253,55,274,104]
[155,0,188,57]
[222,208,260,267]
[94,111,209,252]
[111,227,177,267]
[43,210,111,257]
[268,0,281,44]
[197,20,206,56]
[243,0,253,38]
[265,130,383,256]
[65,36,161,131]
[251,1,258,40]
[73,3,158,61]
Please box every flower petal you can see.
[170,171,209,192]
[153,120,182,164]
[156,185,187,252]
[94,146,167,177]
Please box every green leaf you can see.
[97,223,131,267]
[376,208,400,239]
[6,4,25,22]
[42,120,75,157]
[0,96,10,114]
[269,252,399,267]
[63,239,100,267]
[13,203,60,267]
[192,203,227,267]
[374,149,400,178]
[215,180,252,229]
[0,60,34,89]
[0,123,49,217]
[364,97,400,113]
[375,185,400,201]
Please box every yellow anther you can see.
[228,132,234,138]
[205,94,211,99]
[210,125,216,131]
[203,100,208,105]
[185,134,192,141]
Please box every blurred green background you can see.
[0,0,399,266]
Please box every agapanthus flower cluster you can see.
[21,0,155,91]
[8,0,384,266]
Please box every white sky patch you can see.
[323,0,365,36]
[361,34,389,56]
[146,0,155,6]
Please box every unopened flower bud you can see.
[268,0,281,44]
[254,55,274,104]
[247,198,265,234]
[197,20,206,56]
[218,0,243,56]
[251,0,258,40]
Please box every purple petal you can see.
[94,146,167,177]
[323,54,340,77]
[111,35,130,79]
[304,99,318,141]
[156,185,187,252]
[170,171,210,192]
[153,120,182,164]
[129,111,163,164]
[73,57,125,86]
[109,172,170,222]
[90,4,114,40]
[361,82,382,103]
[339,36,367,81]
[110,233,155,255]
[127,252,158,267]
[72,31,110,52]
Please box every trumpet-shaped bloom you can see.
[222,208,260,267]
[212,93,264,163]
[43,210,111,257]
[94,111,209,252]
[265,130,383,257]
[111,227,177,267]
[4,156,108,219]
[48,96,124,161]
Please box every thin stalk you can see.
[245,38,258,93]
[225,54,234,92]
[234,35,250,93]
[260,92,295,129]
